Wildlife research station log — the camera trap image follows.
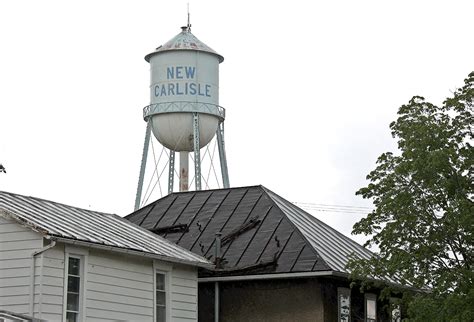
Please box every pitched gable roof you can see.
[0,191,211,268]
[126,185,373,277]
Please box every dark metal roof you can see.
[125,185,374,277]
[0,191,211,268]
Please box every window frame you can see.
[337,287,351,322]
[365,293,377,322]
[63,254,84,322]
[155,271,167,322]
[154,262,171,322]
[63,246,88,322]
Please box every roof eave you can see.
[52,236,214,269]
[198,270,347,282]
[1,205,213,269]
[145,48,224,63]
[0,209,49,236]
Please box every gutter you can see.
[51,236,214,270]
[199,270,419,292]
[30,240,57,316]
[199,270,347,282]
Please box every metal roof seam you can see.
[202,189,250,258]
[152,194,178,230]
[233,204,273,267]
[0,208,49,236]
[166,193,197,234]
[294,204,373,260]
[281,202,357,271]
[261,188,333,269]
[175,192,214,245]
[1,197,92,241]
[127,221,208,260]
[279,204,351,271]
[220,192,264,259]
[112,214,209,261]
[275,230,295,263]
[254,216,284,264]
[40,202,134,246]
[138,202,158,226]
[13,195,107,242]
[289,245,308,272]
[188,190,232,252]
[0,191,210,265]
[266,189,373,272]
[54,236,213,269]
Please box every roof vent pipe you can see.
[214,232,222,269]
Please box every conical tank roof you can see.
[145,27,224,63]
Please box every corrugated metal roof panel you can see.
[0,191,211,268]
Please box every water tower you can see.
[134,23,230,210]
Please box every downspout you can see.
[30,239,57,316]
[214,233,222,322]
[215,282,219,322]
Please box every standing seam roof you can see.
[0,191,211,268]
[262,187,373,273]
[126,186,377,276]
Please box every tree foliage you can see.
[348,72,473,321]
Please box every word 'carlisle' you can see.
[154,66,211,98]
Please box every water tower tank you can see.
[144,27,225,152]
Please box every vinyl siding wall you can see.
[170,265,198,321]
[85,249,155,321]
[33,244,65,321]
[0,218,200,322]
[0,216,42,315]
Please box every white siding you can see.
[33,244,65,321]
[85,249,154,321]
[171,264,198,322]
[0,217,42,315]
[0,217,200,322]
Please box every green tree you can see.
[348,72,473,321]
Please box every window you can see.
[365,294,377,322]
[338,287,351,322]
[66,256,81,322]
[156,272,166,322]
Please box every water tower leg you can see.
[168,150,175,194]
[193,113,202,190]
[216,121,230,188]
[134,120,152,211]
[179,151,189,192]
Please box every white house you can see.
[0,190,212,322]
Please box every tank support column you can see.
[193,113,202,190]
[134,120,152,211]
[168,150,175,194]
[216,121,230,188]
[179,151,189,192]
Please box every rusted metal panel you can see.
[0,191,210,268]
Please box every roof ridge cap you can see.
[259,187,331,270]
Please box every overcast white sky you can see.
[1,0,473,245]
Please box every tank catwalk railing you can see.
[143,101,225,121]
